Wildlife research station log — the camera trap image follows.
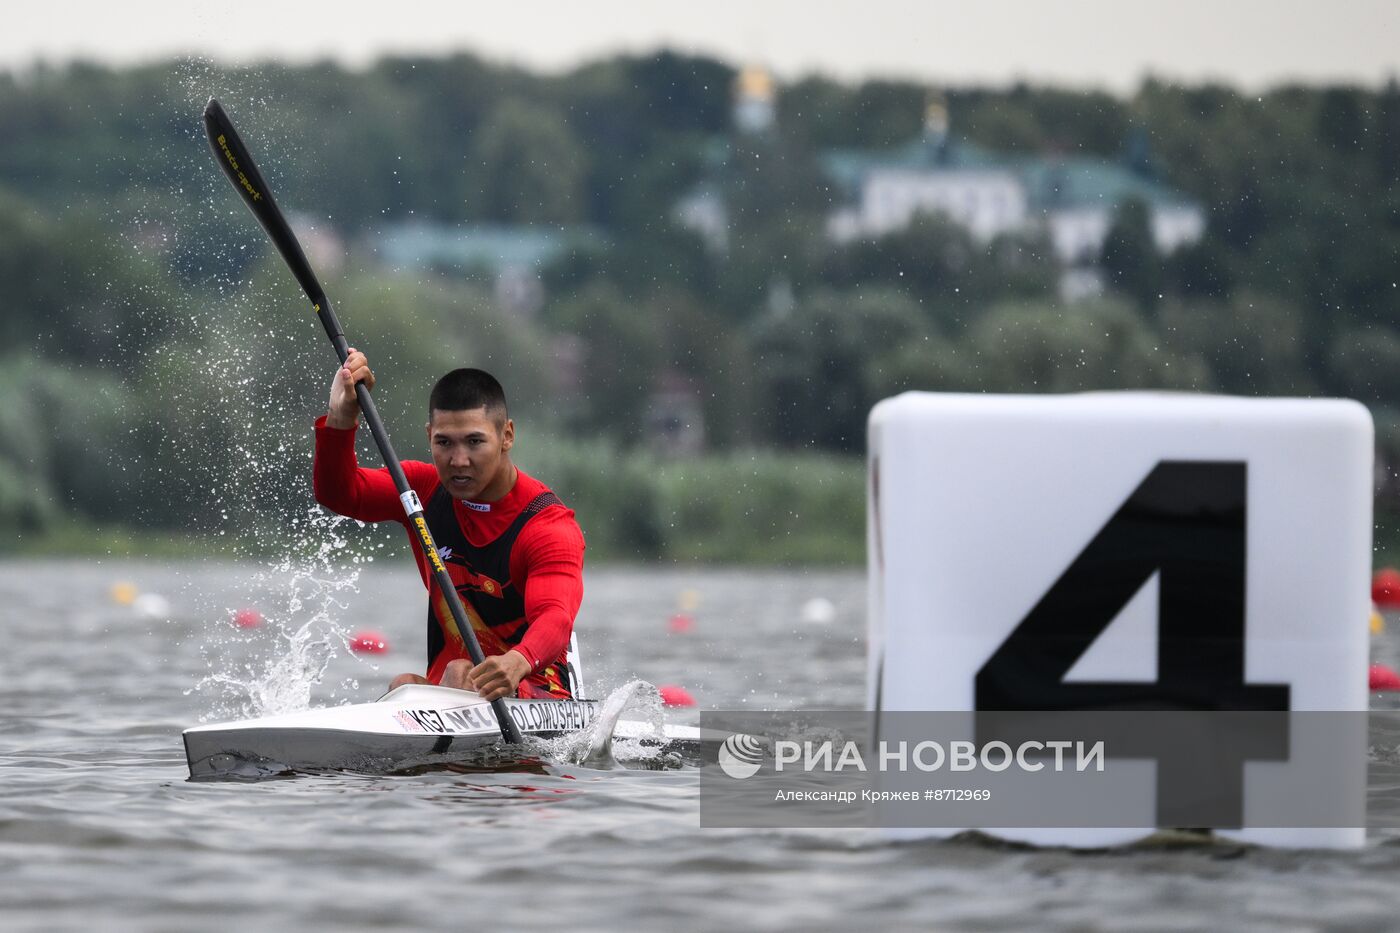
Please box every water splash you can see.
[536,680,676,769]
[187,510,372,721]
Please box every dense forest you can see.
[3,52,1399,560]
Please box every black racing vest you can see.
[423,486,564,674]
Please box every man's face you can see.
[427,407,514,502]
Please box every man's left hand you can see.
[467,650,532,702]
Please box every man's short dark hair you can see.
[429,368,508,423]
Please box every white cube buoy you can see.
[869,392,1372,849]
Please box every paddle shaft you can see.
[202,98,524,745]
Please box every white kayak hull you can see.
[183,684,713,779]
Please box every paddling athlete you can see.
[313,349,585,703]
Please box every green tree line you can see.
[3,53,1400,560]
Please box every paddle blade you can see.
[203,97,327,308]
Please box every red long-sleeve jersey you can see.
[312,416,584,691]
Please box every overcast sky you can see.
[6,1,1399,93]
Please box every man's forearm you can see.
[312,416,403,522]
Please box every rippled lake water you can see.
[3,558,1400,931]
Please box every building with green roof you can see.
[373,221,602,315]
[676,77,1205,301]
[821,106,1204,271]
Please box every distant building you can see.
[824,104,1204,304]
[646,371,706,457]
[370,222,601,315]
[825,99,1029,244]
[668,66,777,252]
[672,175,730,254]
[733,64,777,135]
[675,77,1207,300]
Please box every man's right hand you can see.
[326,347,375,429]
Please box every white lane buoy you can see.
[132,593,172,620]
[800,597,836,625]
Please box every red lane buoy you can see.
[1370,663,1400,692]
[668,613,695,634]
[659,684,696,707]
[232,607,264,629]
[350,630,390,655]
[1373,568,1400,608]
